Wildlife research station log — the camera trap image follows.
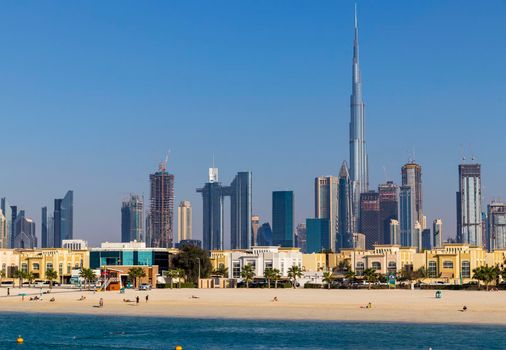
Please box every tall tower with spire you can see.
[349,5,368,231]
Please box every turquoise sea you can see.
[0,313,505,349]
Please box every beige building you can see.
[0,249,20,278]
[177,201,192,242]
[0,210,7,249]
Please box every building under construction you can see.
[148,160,175,248]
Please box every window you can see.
[32,263,40,271]
[2,263,6,272]
[264,261,273,270]
[232,262,240,278]
[387,262,397,273]
[46,263,53,270]
[443,261,453,269]
[371,262,381,271]
[247,260,256,270]
[59,263,63,275]
[356,262,365,276]
[428,261,437,278]
[21,263,28,273]
[67,264,71,274]
[462,261,471,278]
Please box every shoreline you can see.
[0,288,505,326]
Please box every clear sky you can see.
[1,1,505,247]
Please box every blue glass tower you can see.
[272,191,294,247]
[306,218,330,253]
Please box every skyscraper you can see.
[227,172,252,249]
[457,164,482,246]
[401,163,423,226]
[0,198,12,248]
[349,6,369,232]
[197,167,224,251]
[121,194,144,243]
[149,162,175,248]
[272,191,294,247]
[487,202,506,250]
[422,229,432,250]
[315,176,339,252]
[306,218,330,253]
[359,191,380,249]
[0,209,7,249]
[177,201,192,243]
[197,168,252,250]
[12,210,37,249]
[251,215,260,246]
[295,223,307,253]
[389,219,400,245]
[256,222,273,246]
[337,161,354,250]
[399,185,415,247]
[41,206,48,248]
[53,191,74,248]
[433,219,443,248]
[378,182,399,244]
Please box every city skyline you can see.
[1,2,506,246]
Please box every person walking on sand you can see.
[136,296,139,305]
[145,295,149,303]
[99,298,104,308]
[7,287,9,296]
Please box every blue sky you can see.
[0,1,505,246]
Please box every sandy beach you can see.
[0,287,505,325]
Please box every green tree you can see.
[345,270,356,282]
[12,270,25,288]
[0,270,5,285]
[164,269,180,289]
[241,264,255,288]
[264,267,276,288]
[473,265,499,291]
[172,244,213,285]
[213,265,229,278]
[287,265,303,289]
[26,272,35,288]
[272,268,282,289]
[363,268,378,289]
[128,267,146,289]
[45,268,58,289]
[323,271,334,289]
[336,260,351,275]
[79,268,96,290]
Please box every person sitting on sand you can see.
[272,297,278,302]
[78,296,86,301]
[190,295,200,299]
[360,302,373,309]
[99,298,104,307]
[50,297,55,302]
[123,298,133,303]
[461,305,468,312]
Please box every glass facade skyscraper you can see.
[306,218,330,253]
[53,190,73,248]
[487,202,506,250]
[337,161,353,250]
[359,191,380,249]
[399,185,415,247]
[272,191,294,247]
[378,181,399,244]
[315,176,338,252]
[457,164,482,246]
[121,194,144,243]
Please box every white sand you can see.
[1,287,505,325]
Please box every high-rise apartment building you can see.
[433,219,443,248]
[53,190,74,248]
[197,167,224,251]
[306,218,330,253]
[378,182,398,244]
[0,198,12,248]
[41,207,48,248]
[121,194,144,243]
[399,186,415,247]
[177,201,192,243]
[257,223,273,246]
[338,161,354,250]
[349,7,369,233]
[487,202,506,250]
[149,163,175,248]
[359,191,380,249]
[389,219,400,245]
[457,164,482,246]
[422,229,432,250]
[12,210,37,249]
[272,191,294,247]
[295,223,307,253]
[251,215,260,246]
[315,176,339,252]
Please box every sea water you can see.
[0,313,504,349]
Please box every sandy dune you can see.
[0,287,505,325]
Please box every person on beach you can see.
[50,297,55,302]
[145,295,149,303]
[136,296,139,304]
[272,297,278,302]
[461,305,468,312]
[7,288,9,296]
[99,298,104,307]
[123,298,133,303]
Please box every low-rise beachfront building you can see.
[89,241,178,273]
[486,249,506,266]
[210,246,303,280]
[18,248,89,284]
[0,249,20,278]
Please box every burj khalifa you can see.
[349,6,368,231]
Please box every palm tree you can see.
[241,264,255,288]
[213,265,229,278]
[336,260,351,275]
[272,268,281,289]
[473,265,499,291]
[322,271,334,289]
[128,267,146,289]
[79,268,96,290]
[0,269,6,286]
[264,268,276,288]
[345,270,356,282]
[12,270,25,288]
[287,265,303,289]
[26,272,35,288]
[45,269,58,289]
[363,268,378,289]
[164,269,180,289]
